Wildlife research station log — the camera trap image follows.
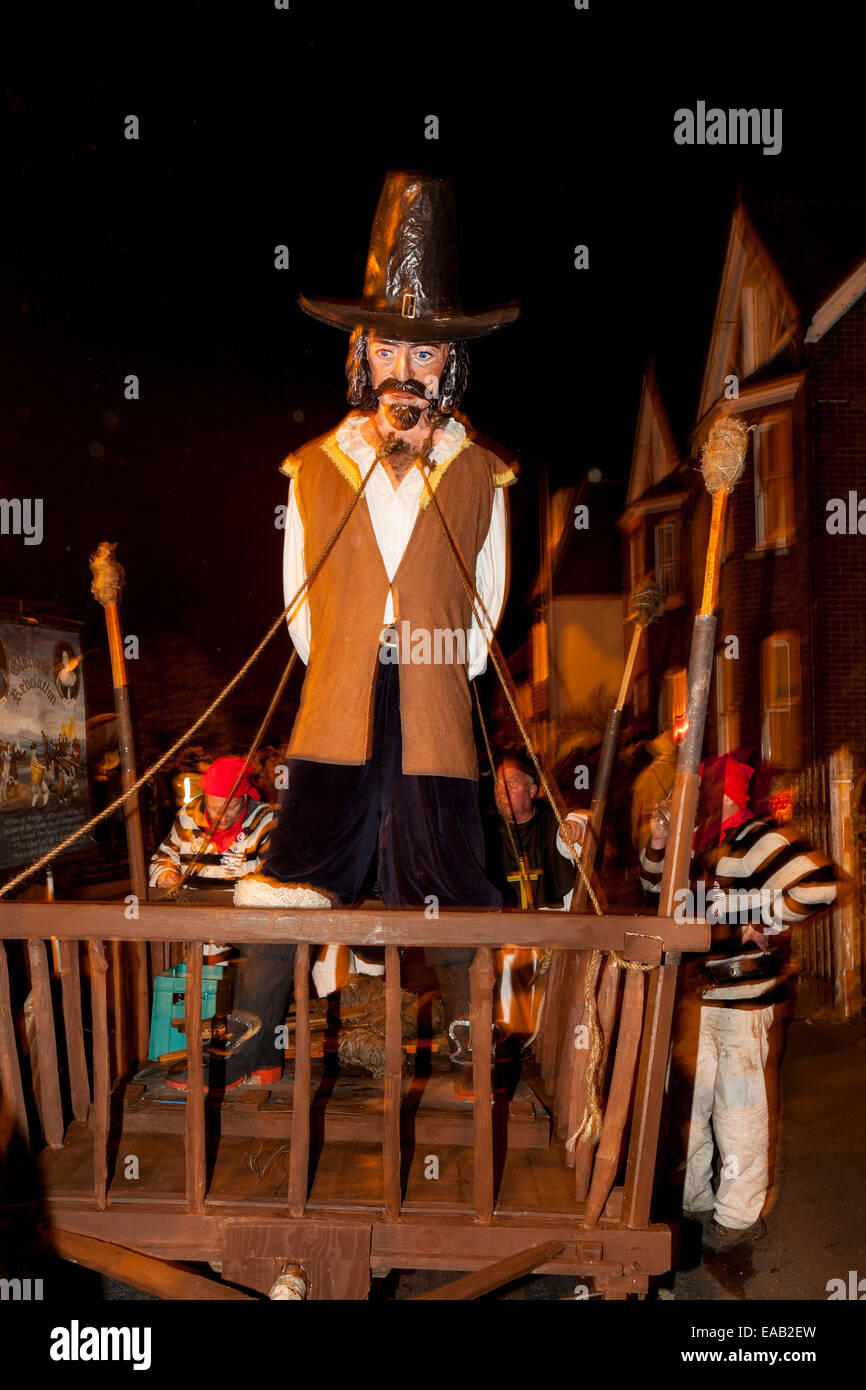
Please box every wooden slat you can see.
[573,953,621,1195]
[46,1227,255,1300]
[383,944,402,1220]
[543,949,577,1092]
[537,949,568,1082]
[184,941,206,1214]
[563,951,600,1167]
[288,943,311,1217]
[470,948,495,1225]
[88,939,110,1211]
[0,901,710,953]
[59,939,90,1123]
[583,968,645,1229]
[409,1239,565,1300]
[131,939,150,1065]
[109,939,127,1079]
[0,940,29,1151]
[555,951,591,1140]
[222,1219,373,1300]
[150,940,169,977]
[622,963,678,1229]
[27,938,64,1149]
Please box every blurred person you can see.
[489,754,588,1039]
[641,753,838,1251]
[491,755,587,910]
[150,755,275,894]
[630,728,677,857]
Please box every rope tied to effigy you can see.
[418,459,674,1124]
[413,458,603,916]
[0,446,388,900]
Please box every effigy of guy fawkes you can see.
[168,172,520,1095]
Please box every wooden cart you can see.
[0,898,707,1300]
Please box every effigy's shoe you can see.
[233,875,333,909]
[165,1057,283,1095]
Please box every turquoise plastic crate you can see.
[148,963,233,1061]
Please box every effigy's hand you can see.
[158,867,182,888]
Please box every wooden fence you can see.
[0,900,708,1297]
[794,748,862,1019]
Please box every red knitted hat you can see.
[694,754,754,853]
[200,757,261,801]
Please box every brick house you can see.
[624,194,866,771]
[622,194,866,1014]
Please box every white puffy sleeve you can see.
[282,478,311,664]
[467,486,508,680]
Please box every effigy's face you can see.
[367,336,450,428]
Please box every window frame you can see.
[715,647,739,755]
[753,410,795,550]
[760,631,802,768]
[654,517,682,601]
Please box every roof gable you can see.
[697,202,799,422]
[805,256,866,343]
[627,363,680,506]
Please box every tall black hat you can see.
[298,171,519,342]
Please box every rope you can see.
[472,682,534,905]
[415,459,603,917]
[564,944,662,1152]
[565,949,603,1149]
[0,448,384,899]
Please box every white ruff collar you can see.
[335,413,467,468]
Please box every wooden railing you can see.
[0,901,708,1229]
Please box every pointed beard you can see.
[382,401,423,431]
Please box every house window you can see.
[654,520,681,597]
[754,412,795,548]
[739,277,778,378]
[761,632,801,768]
[659,668,687,738]
[715,648,739,754]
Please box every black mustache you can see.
[375,378,429,400]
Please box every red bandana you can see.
[199,758,260,852]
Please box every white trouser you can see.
[683,1003,774,1230]
[311,943,385,997]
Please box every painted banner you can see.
[0,619,92,872]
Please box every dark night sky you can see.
[2,5,860,750]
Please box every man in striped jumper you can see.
[640,753,837,1250]
[150,756,276,893]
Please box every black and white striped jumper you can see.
[639,815,837,1007]
[148,794,277,889]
